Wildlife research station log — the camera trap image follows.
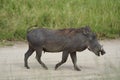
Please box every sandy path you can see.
[0,39,120,80]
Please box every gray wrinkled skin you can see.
[24,26,105,71]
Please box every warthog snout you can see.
[88,40,106,57]
[100,48,106,55]
[97,46,106,56]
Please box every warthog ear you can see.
[83,26,91,35]
[85,26,91,32]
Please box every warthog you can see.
[24,26,105,71]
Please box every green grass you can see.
[0,0,120,40]
[0,40,14,46]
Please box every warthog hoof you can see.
[25,65,30,69]
[74,67,81,71]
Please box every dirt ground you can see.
[0,39,120,80]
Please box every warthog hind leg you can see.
[36,48,48,70]
[24,45,35,69]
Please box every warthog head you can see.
[82,26,106,56]
[88,33,105,56]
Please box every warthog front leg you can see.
[36,48,48,70]
[55,51,69,70]
[70,52,81,71]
